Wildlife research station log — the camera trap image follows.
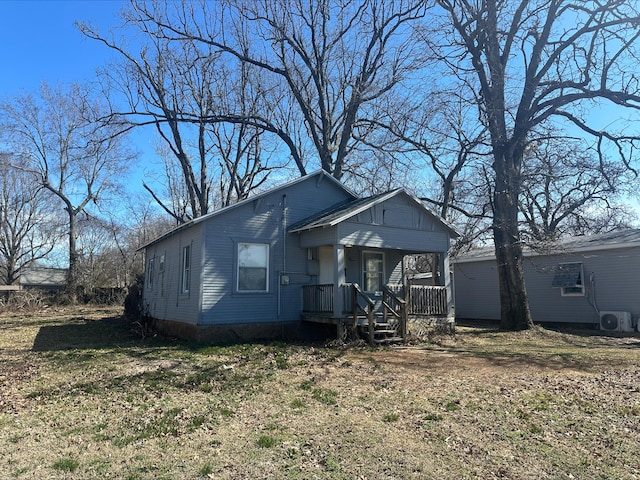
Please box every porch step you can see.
[374,336,404,344]
[360,323,398,330]
[357,321,397,328]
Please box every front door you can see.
[362,250,384,294]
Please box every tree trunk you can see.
[492,154,534,331]
[6,260,17,286]
[66,205,79,303]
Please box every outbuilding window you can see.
[237,243,269,292]
[552,262,584,296]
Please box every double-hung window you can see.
[181,245,191,293]
[237,243,269,292]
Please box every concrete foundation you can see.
[149,317,335,344]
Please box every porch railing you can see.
[302,284,333,313]
[351,283,376,346]
[409,285,448,315]
[382,285,407,340]
[387,284,448,316]
[302,283,449,317]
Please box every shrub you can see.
[124,274,144,319]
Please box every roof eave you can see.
[290,188,460,238]
[139,170,354,250]
[453,237,640,264]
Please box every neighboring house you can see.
[19,267,68,291]
[453,230,640,331]
[140,170,458,343]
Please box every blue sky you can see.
[2,1,639,218]
[0,0,160,207]
[0,0,127,97]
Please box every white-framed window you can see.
[159,254,165,272]
[362,250,384,292]
[552,262,584,296]
[148,257,155,290]
[237,242,269,292]
[181,245,191,293]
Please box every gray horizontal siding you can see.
[298,193,452,251]
[200,175,353,326]
[453,260,501,320]
[297,227,338,248]
[454,246,640,324]
[338,222,449,252]
[344,246,405,286]
[143,224,202,325]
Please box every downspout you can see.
[589,272,599,314]
[283,194,287,275]
[278,194,287,319]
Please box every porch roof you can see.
[288,189,458,237]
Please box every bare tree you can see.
[519,136,636,242]
[356,89,495,275]
[0,83,135,299]
[121,0,429,181]
[81,8,278,222]
[0,153,62,285]
[430,0,640,330]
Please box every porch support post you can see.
[440,250,454,320]
[332,244,345,317]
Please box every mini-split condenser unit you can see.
[599,311,634,332]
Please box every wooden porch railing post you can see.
[351,284,358,337]
[402,278,410,341]
[367,303,375,347]
[383,288,388,325]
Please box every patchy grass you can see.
[1,307,640,479]
[51,457,79,473]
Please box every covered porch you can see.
[299,245,453,345]
[289,189,457,345]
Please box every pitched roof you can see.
[453,229,640,263]
[287,190,394,232]
[140,170,356,250]
[288,188,459,236]
[20,267,67,286]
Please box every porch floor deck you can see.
[301,313,345,325]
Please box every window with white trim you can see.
[181,245,191,293]
[552,262,584,296]
[363,251,384,292]
[237,243,269,292]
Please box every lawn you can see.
[1,306,639,479]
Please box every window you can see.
[181,245,191,293]
[237,243,269,292]
[552,262,584,296]
[158,254,165,272]
[148,257,154,290]
[363,251,384,292]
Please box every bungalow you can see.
[453,229,640,332]
[140,171,458,343]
